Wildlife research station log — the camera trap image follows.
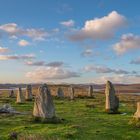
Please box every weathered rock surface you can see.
[25,85,33,101]
[33,84,55,119]
[134,102,140,119]
[105,81,119,113]
[9,90,14,98]
[69,85,74,100]
[0,104,21,114]
[57,87,64,98]
[16,87,25,103]
[88,85,94,97]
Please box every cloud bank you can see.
[18,39,30,46]
[26,66,80,81]
[0,23,49,41]
[25,61,64,67]
[70,11,126,41]
[0,54,35,60]
[60,19,75,27]
[83,65,133,75]
[0,47,9,53]
[113,33,140,55]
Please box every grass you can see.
[0,93,140,140]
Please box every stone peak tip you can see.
[42,83,48,87]
[107,80,111,83]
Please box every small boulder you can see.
[9,132,18,140]
[0,104,21,114]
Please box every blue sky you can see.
[0,0,140,84]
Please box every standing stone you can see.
[25,85,33,101]
[9,90,14,98]
[16,87,25,103]
[105,81,119,113]
[134,102,140,120]
[69,85,74,100]
[33,84,55,119]
[57,87,64,98]
[88,85,94,97]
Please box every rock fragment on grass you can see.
[0,104,21,114]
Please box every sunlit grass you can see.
[0,93,140,140]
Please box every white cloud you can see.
[130,57,140,64]
[25,28,48,41]
[0,23,19,34]
[52,28,60,33]
[69,11,126,41]
[26,67,80,81]
[25,61,45,66]
[81,49,100,57]
[0,54,35,60]
[18,39,30,47]
[60,19,75,27]
[0,23,49,41]
[113,33,140,55]
[81,49,93,57]
[0,47,9,53]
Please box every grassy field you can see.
[0,91,140,140]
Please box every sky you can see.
[0,0,140,84]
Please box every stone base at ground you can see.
[33,116,63,124]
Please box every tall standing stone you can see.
[88,85,94,97]
[25,85,33,101]
[33,84,55,119]
[134,102,140,120]
[105,81,119,113]
[69,85,74,100]
[57,87,64,98]
[9,90,14,98]
[16,87,25,103]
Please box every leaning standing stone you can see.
[134,102,140,120]
[57,87,64,98]
[25,85,33,101]
[88,85,94,97]
[33,84,55,119]
[69,85,74,100]
[16,87,25,103]
[129,102,140,127]
[105,81,119,113]
[9,90,14,98]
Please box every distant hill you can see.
[0,83,140,93]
